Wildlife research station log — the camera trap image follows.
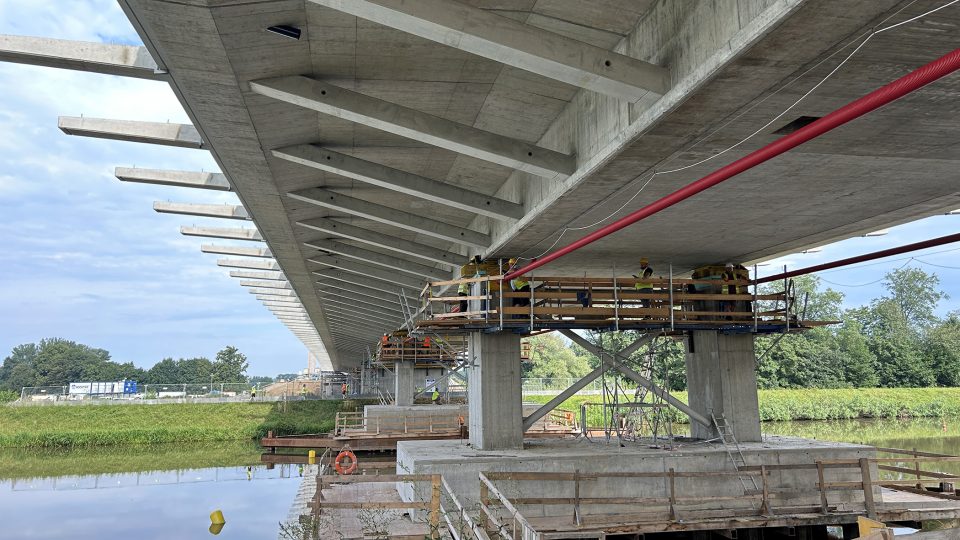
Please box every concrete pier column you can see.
[684,331,762,442]
[394,360,415,406]
[468,332,523,450]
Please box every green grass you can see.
[524,387,960,426]
[0,399,376,449]
[0,390,18,403]
[0,440,262,479]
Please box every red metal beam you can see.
[504,47,960,281]
[756,231,960,284]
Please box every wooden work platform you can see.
[417,274,834,334]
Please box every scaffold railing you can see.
[417,273,834,334]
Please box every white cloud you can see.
[0,1,306,375]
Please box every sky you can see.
[0,0,307,376]
[1,2,959,377]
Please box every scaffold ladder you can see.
[711,412,758,493]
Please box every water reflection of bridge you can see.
[4,464,296,492]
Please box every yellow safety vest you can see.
[458,282,469,295]
[634,267,653,290]
[510,278,529,290]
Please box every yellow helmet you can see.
[508,258,518,265]
[639,257,649,266]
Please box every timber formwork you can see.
[475,450,960,539]
[417,275,834,334]
[260,408,576,453]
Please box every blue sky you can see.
[0,1,307,376]
[1,2,959,378]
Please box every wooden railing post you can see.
[430,474,441,539]
[760,464,772,515]
[573,469,582,526]
[860,458,878,519]
[668,468,677,520]
[914,448,923,489]
[480,477,492,533]
[816,461,829,513]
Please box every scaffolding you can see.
[417,270,833,334]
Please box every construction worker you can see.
[422,336,431,348]
[431,388,440,404]
[300,383,307,400]
[250,385,257,400]
[721,263,737,317]
[633,257,655,308]
[508,258,530,309]
[457,255,482,313]
[341,382,348,399]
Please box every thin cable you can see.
[513,0,957,264]
[818,258,914,287]
[914,258,960,270]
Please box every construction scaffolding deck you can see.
[417,274,834,334]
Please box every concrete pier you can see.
[468,332,522,450]
[393,360,415,406]
[685,331,762,442]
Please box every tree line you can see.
[0,341,251,390]
[523,268,959,390]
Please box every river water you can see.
[1,417,957,539]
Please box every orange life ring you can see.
[334,450,358,475]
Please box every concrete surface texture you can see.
[468,332,523,450]
[396,436,879,520]
[685,331,763,442]
[6,0,959,367]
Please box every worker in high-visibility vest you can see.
[300,384,308,399]
[508,258,530,318]
[431,389,440,404]
[633,257,655,308]
[457,255,482,313]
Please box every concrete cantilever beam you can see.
[319,297,402,319]
[314,268,415,297]
[307,0,669,102]
[154,202,249,220]
[181,226,262,242]
[59,117,203,149]
[201,244,272,258]
[309,255,424,290]
[218,258,280,271]
[289,188,489,249]
[248,287,296,296]
[239,280,290,289]
[256,295,299,303]
[251,77,575,179]
[297,218,460,268]
[326,309,399,326]
[273,145,523,220]
[230,270,285,280]
[316,287,403,309]
[304,238,448,281]
[116,167,231,191]
[0,35,163,80]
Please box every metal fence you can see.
[521,377,606,395]
[17,383,265,406]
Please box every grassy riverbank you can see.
[525,387,960,424]
[0,399,375,448]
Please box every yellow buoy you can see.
[308,450,316,464]
[210,509,225,525]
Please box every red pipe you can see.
[756,231,960,284]
[504,47,960,281]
